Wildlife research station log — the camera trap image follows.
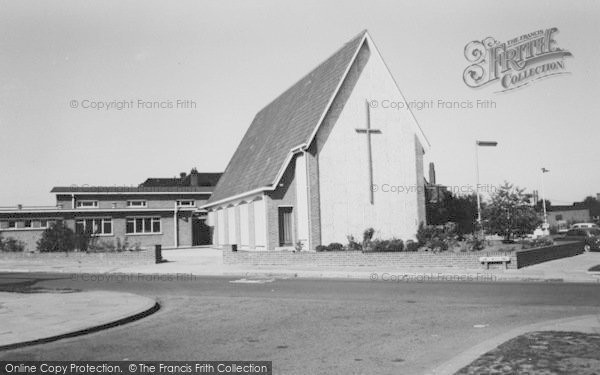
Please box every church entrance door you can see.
[278,206,293,246]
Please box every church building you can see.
[203,30,429,251]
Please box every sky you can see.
[1,0,599,206]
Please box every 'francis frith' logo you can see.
[463,28,572,92]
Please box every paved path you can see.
[0,290,157,349]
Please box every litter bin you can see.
[155,244,163,263]
[231,244,237,252]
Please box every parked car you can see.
[570,223,599,230]
[562,228,600,252]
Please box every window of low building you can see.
[76,200,99,208]
[127,200,147,208]
[0,220,51,229]
[126,217,161,234]
[177,200,196,207]
[75,218,112,235]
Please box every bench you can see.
[479,255,511,269]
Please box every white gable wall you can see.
[295,152,310,249]
[318,39,423,244]
[227,206,236,245]
[217,208,226,245]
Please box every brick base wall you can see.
[0,250,155,266]
[224,241,585,270]
[224,248,513,269]
[223,242,583,269]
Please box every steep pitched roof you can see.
[207,30,368,205]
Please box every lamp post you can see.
[475,140,498,237]
[541,167,550,231]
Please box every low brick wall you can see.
[515,241,584,269]
[224,241,585,270]
[0,250,156,266]
[223,248,517,269]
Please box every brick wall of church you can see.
[306,144,322,251]
[265,157,298,250]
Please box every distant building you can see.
[546,205,591,232]
[0,169,221,251]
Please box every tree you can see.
[37,221,76,252]
[446,194,478,234]
[426,190,478,235]
[483,181,541,242]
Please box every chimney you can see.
[428,162,436,185]
[190,168,199,186]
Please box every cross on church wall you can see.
[355,99,382,204]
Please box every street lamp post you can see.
[475,140,498,238]
[541,167,550,231]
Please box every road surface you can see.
[0,272,599,374]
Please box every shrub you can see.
[428,238,448,252]
[316,242,345,251]
[534,236,554,248]
[387,238,404,252]
[520,236,554,250]
[405,240,419,252]
[465,235,486,251]
[0,236,25,252]
[362,228,375,249]
[326,242,344,251]
[415,222,459,252]
[416,222,437,246]
[74,230,94,252]
[37,222,76,252]
[369,239,388,252]
[369,238,404,252]
[346,235,362,251]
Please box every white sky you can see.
[1,0,599,206]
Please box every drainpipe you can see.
[174,202,178,248]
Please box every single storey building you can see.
[0,169,221,251]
